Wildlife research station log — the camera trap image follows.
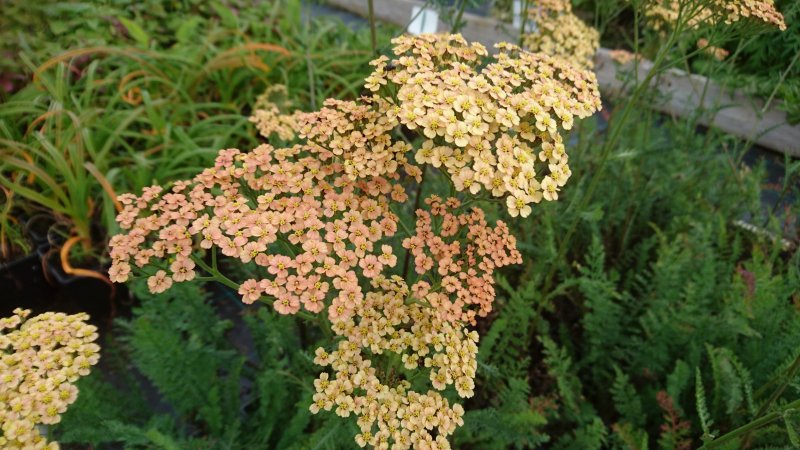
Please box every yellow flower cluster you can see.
[523,3,600,69]
[645,0,786,31]
[249,34,600,217]
[249,85,300,141]
[366,34,600,217]
[249,103,299,141]
[312,276,476,449]
[534,0,573,13]
[1,309,100,449]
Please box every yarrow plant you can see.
[108,33,601,448]
[0,309,100,449]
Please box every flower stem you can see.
[541,16,683,296]
[193,255,239,291]
[367,0,378,55]
[518,0,531,47]
[700,399,800,449]
[402,166,427,280]
[736,353,800,447]
[451,0,468,34]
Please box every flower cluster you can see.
[533,0,572,13]
[249,102,299,141]
[294,98,416,181]
[403,196,521,324]
[644,0,786,32]
[697,38,730,61]
[365,34,601,216]
[1,309,100,449]
[522,1,600,70]
[608,49,640,65]
[312,276,476,449]
[109,141,411,321]
[249,84,300,141]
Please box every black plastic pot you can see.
[0,242,125,328]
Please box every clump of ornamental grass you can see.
[521,0,600,69]
[1,309,100,449]
[107,33,601,449]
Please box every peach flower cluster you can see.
[1,309,100,449]
[294,98,416,181]
[403,196,521,324]
[645,0,786,31]
[523,2,600,69]
[312,276,475,449]
[109,141,410,321]
[608,49,640,65]
[365,34,601,216]
[697,38,730,61]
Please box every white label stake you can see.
[408,6,439,35]
[513,0,522,28]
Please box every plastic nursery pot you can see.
[0,243,118,323]
[0,243,53,317]
[38,244,117,313]
[22,214,57,248]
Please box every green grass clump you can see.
[0,0,395,262]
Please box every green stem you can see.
[391,204,416,238]
[700,399,800,449]
[757,353,800,418]
[761,49,800,115]
[518,0,531,47]
[304,17,316,110]
[402,165,427,280]
[541,14,686,296]
[451,0,468,34]
[367,0,378,55]
[193,255,239,291]
[737,352,800,448]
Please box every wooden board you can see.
[326,0,800,156]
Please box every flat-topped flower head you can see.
[1,309,100,449]
[109,143,409,321]
[365,34,601,216]
[249,84,301,141]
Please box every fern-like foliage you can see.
[54,282,351,449]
